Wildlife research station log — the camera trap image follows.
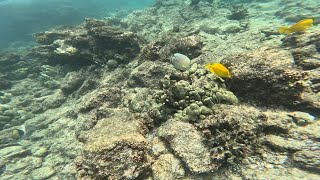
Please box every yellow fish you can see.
[279,19,314,34]
[205,63,231,78]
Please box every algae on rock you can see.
[76,109,149,179]
[158,120,214,173]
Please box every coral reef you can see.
[34,18,143,66]
[158,120,213,173]
[151,153,185,179]
[138,35,203,63]
[222,30,320,114]
[227,4,249,20]
[0,53,29,90]
[153,63,238,123]
[76,109,149,179]
[196,105,264,167]
[0,0,319,179]
[275,0,320,23]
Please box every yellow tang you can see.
[205,63,231,78]
[279,19,313,34]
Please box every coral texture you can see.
[0,0,319,179]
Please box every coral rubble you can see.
[0,0,319,179]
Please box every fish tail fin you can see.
[279,26,289,34]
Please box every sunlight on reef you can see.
[0,0,319,179]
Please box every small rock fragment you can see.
[42,90,66,109]
[33,147,48,157]
[264,135,305,151]
[288,111,315,126]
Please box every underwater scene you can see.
[0,0,319,179]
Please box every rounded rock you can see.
[288,111,314,126]
[106,59,118,69]
[200,106,213,115]
[33,147,49,157]
[31,167,56,180]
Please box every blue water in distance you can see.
[0,0,154,50]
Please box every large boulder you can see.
[76,109,149,179]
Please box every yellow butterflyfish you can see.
[279,19,313,34]
[205,63,231,78]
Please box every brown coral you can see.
[33,19,143,66]
[76,109,149,179]
[196,105,264,166]
[222,44,319,114]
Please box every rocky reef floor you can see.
[0,0,319,179]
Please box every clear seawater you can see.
[0,0,319,179]
[0,0,154,50]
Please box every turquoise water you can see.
[0,0,154,50]
[0,0,319,179]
